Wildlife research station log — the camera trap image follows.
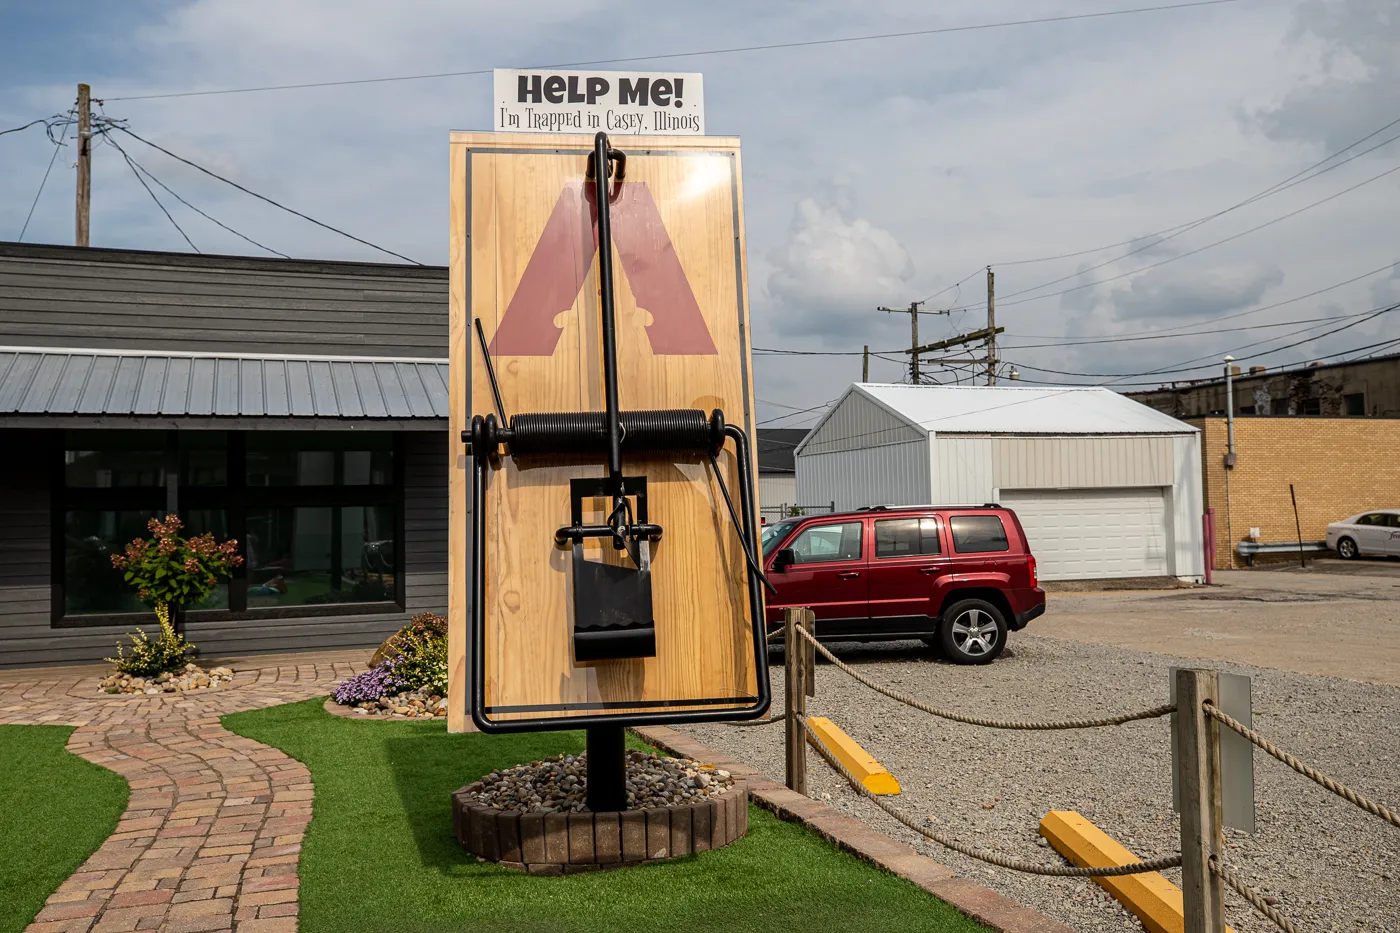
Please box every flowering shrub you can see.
[110,515,243,611]
[383,612,448,696]
[332,660,407,705]
[107,603,192,677]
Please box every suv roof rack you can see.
[851,503,1003,512]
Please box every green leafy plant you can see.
[379,612,447,696]
[106,604,192,677]
[786,505,806,517]
[106,515,243,676]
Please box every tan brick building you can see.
[1188,415,1400,568]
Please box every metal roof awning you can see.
[0,347,450,425]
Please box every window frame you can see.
[947,513,1011,554]
[873,516,943,560]
[785,519,866,565]
[50,430,405,628]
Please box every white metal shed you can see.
[794,384,1204,582]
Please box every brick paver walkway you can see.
[0,654,369,933]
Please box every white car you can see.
[1326,509,1400,560]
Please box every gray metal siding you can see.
[0,349,450,418]
[800,390,923,455]
[0,428,449,668]
[988,435,1175,489]
[0,244,448,358]
[795,440,931,511]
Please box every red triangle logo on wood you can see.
[489,182,719,356]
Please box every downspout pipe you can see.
[1223,356,1236,466]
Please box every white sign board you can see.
[493,69,705,136]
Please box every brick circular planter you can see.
[451,781,749,874]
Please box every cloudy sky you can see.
[2,0,1397,428]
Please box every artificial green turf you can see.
[0,725,130,933]
[223,699,986,933]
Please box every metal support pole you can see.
[1289,484,1306,569]
[1176,668,1226,933]
[1203,508,1215,585]
[784,607,809,794]
[586,725,628,812]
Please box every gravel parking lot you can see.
[682,571,1400,933]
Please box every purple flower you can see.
[332,660,406,705]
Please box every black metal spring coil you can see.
[507,409,715,456]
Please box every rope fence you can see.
[795,625,1176,730]
[1205,703,1400,830]
[747,612,1400,933]
[1211,858,1301,933]
[797,713,1183,878]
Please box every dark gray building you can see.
[0,242,449,667]
[1127,353,1400,419]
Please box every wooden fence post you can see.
[785,607,808,794]
[1176,668,1226,933]
[802,608,816,699]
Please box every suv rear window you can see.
[875,518,941,558]
[949,515,1009,553]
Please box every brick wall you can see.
[1188,416,1400,568]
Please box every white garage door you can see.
[1000,488,1170,580]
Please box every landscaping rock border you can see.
[98,663,233,695]
[450,780,749,873]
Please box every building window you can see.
[1238,406,1256,415]
[1299,398,1321,415]
[1343,393,1365,416]
[54,431,401,625]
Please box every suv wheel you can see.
[938,599,1008,665]
[1336,536,1359,560]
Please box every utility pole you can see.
[76,83,91,247]
[879,301,949,384]
[909,301,919,383]
[862,345,869,382]
[985,266,997,385]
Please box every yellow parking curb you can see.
[1039,810,1235,933]
[805,716,901,795]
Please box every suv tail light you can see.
[1028,554,1038,587]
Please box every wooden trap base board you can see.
[447,132,764,730]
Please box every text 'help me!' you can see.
[494,69,705,135]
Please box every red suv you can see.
[760,504,1045,664]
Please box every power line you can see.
[1009,260,1398,342]
[757,400,837,425]
[986,129,1400,306]
[989,114,1400,271]
[96,128,290,258]
[952,160,1400,312]
[107,0,1238,102]
[753,346,905,356]
[1008,335,1400,388]
[1001,309,1381,350]
[1011,302,1399,380]
[112,126,423,264]
[0,117,55,138]
[18,110,74,242]
[109,134,200,251]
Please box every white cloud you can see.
[2,0,1397,423]
[1108,261,1285,321]
[765,183,915,340]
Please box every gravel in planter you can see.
[464,751,735,813]
[99,663,233,694]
